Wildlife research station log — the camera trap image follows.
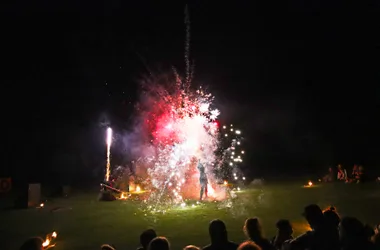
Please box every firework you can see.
[122,7,246,211]
[105,127,112,182]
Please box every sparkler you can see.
[105,127,112,182]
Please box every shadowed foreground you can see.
[1,182,379,250]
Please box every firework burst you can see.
[122,7,245,212]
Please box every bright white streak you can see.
[105,127,112,181]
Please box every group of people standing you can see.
[323,164,366,183]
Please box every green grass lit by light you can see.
[1,182,379,250]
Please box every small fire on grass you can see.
[42,231,57,249]
[303,181,313,188]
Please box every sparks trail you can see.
[184,4,191,93]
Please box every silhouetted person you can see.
[339,217,375,250]
[148,237,170,250]
[138,229,157,250]
[198,159,208,200]
[19,237,44,250]
[203,219,239,250]
[271,219,293,250]
[244,218,275,250]
[289,204,337,250]
[322,207,340,250]
[238,241,262,250]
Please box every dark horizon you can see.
[3,1,380,184]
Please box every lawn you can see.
[1,182,380,250]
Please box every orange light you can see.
[42,231,57,248]
[136,185,141,192]
[223,180,228,185]
[42,239,50,247]
[40,203,44,207]
[308,181,313,186]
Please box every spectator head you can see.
[237,241,262,250]
[323,206,341,227]
[302,204,323,228]
[19,237,44,250]
[140,229,157,249]
[101,244,116,250]
[276,219,293,236]
[148,237,170,250]
[244,218,263,240]
[339,217,365,242]
[209,219,228,243]
[183,245,200,250]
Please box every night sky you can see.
[3,1,380,183]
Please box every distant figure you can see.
[323,167,334,182]
[19,237,44,250]
[237,241,262,250]
[352,165,359,179]
[183,245,201,250]
[271,219,293,250]
[357,165,366,183]
[148,237,170,250]
[243,218,275,250]
[202,219,239,250]
[137,229,157,250]
[337,164,347,181]
[198,159,208,200]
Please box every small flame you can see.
[223,180,228,185]
[42,239,50,247]
[308,181,313,186]
[40,203,44,207]
[42,232,57,248]
[136,185,141,192]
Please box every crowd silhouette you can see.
[19,204,380,250]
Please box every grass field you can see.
[1,182,380,250]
